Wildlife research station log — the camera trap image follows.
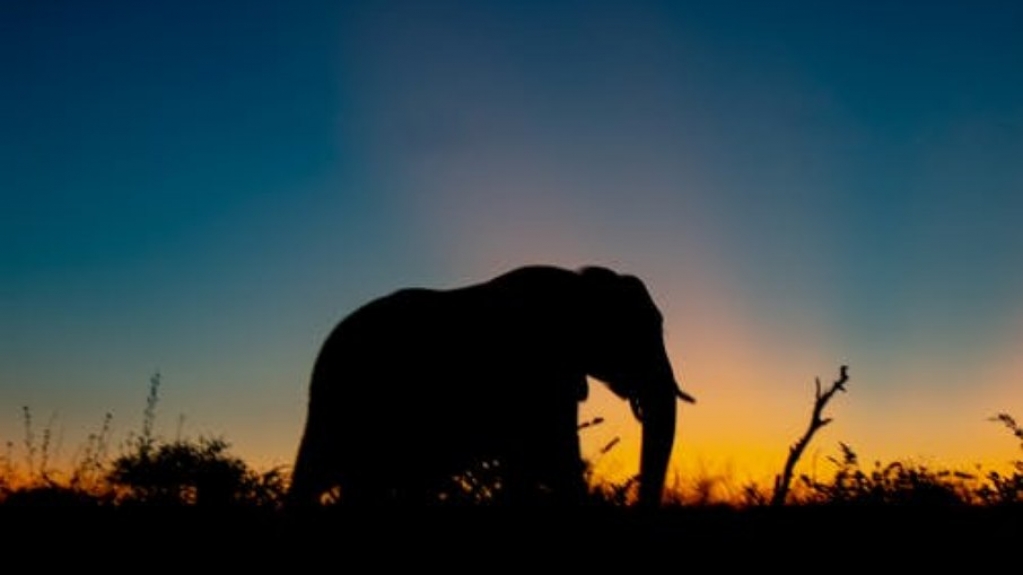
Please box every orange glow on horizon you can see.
[575,298,1023,502]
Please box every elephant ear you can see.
[577,266,619,331]
[576,266,659,385]
[579,266,619,283]
[576,266,620,352]
[577,266,694,404]
[578,266,631,305]
[578,266,659,325]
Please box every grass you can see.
[0,375,1019,567]
[1,369,1020,515]
[0,373,288,508]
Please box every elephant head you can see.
[578,267,696,506]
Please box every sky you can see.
[2,1,1022,491]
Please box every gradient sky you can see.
[3,1,1022,490]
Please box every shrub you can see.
[107,436,286,507]
[797,443,979,506]
[975,413,1023,505]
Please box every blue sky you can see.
[2,1,1022,482]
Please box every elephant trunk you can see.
[637,382,677,507]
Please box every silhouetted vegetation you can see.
[107,436,286,507]
[1,368,1020,513]
[797,442,981,506]
[1,373,286,508]
[772,365,850,506]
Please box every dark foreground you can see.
[3,505,1019,567]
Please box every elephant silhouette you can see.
[288,265,695,506]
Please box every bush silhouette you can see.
[975,413,1023,505]
[107,436,286,507]
[2,483,108,507]
[1,371,1019,511]
[797,443,976,506]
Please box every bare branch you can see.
[772,365,850,506]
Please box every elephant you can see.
[287,265,695,506]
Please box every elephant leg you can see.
[502,396,585,504]
[289,417,343,506]
[537,407,587,504]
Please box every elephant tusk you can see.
[675,388,697,404]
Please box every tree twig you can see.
[771,365,850,506]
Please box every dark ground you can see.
[2,505,1018,568]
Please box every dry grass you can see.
[1,370,1020,510]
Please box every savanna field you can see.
[7,3,1023,567]
[3,370,1020,563]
